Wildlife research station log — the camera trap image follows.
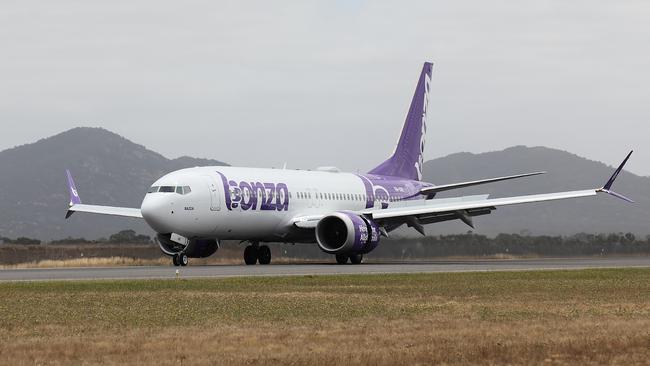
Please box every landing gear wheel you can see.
[349,254,363,264]
[335,254,349,264]
[179,253,189,266]
[258,245,271,265]
[244,245,258,265]
[172,255,180,266]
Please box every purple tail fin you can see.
[369,62,433,181]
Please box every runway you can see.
[1,256,649,282]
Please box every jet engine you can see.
[156,234,220,258]
[315,211,380,255]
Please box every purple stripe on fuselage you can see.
[356,173,433,209]
[356,174,375,209]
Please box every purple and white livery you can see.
[64,62,634,266]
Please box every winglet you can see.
[66,170,82,218]
[597,151,634,203]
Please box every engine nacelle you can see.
[315,211,380,255]
[156,234,220,258]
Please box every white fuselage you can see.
[140,166,423,242]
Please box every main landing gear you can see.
[244,243,272,265]
[335,253,363,264]
[172,253,189,267]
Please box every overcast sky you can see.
[1,1,649,176]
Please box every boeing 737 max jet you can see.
[65,62,633,266]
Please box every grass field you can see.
[1,269,650,365]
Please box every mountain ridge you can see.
[422,145,649,236]
[0,128,646,240]
[0,127,227,240]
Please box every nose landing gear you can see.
[243,242,271,265]
[172,253,188,266]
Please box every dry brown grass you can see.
[0,255,324,269]
[0,256,171,269]
[1,269,650,365]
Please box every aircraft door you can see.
[203,175,221,211]
[313,188,321,208]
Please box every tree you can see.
[108,230,151,244]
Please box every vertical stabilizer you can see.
[369,62,433,181]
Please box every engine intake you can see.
[156,234,220,258]
[315,211,380,255]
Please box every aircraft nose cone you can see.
[141,195,174,233]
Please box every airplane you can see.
[64,62,634,266]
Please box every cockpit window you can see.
[148,185,192,194]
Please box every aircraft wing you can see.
[293,190,596,231]
[364,189,596,234]
[293,151,634,233]
[67,204,142,219]
[65,170,143,219]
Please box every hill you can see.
[0,127,227,240]
[422,146,649,236]
[0,129,646,240]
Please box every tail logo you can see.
[414,71,431,181]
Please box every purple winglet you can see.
[597,150,634,203]
[599,189,634,203]
[603,150,633,191]
[66,169,82,206]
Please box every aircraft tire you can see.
[349,254,363,265]
[172,255,180,266]
[244,245,258,265]
[335,254,349,264]
[179,253,189,266]
[258,245,271,265]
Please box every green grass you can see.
[2,268,649,328]
[2,269,650,365]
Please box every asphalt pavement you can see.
[1,256,649,282]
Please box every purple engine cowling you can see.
[315,211,380,255]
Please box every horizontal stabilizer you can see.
[420,171,545,196]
